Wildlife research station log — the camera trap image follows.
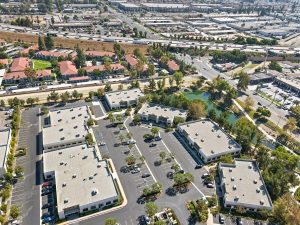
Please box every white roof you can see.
[105,88,144,105]
[43,144,118,212]
[178,119,241,158]
[0,128,10,168]
[220,159,272,210]
[42,106,90,147]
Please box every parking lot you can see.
[0,109,11,128]
[11,107,42,225]
[259,82,300,110]
[213,214,267,225]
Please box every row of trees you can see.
[234,36,278,46]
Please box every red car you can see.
[42,182,52,188]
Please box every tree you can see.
[159,151,167,162]
[149,79,156,92]
[60,91,71,103]
[255,106,271,120]
[145,202,158,217]
[133,114,141,124]
[219,154,233,163]
[47,91,59,102]
[151,127,159,137]
[44,34,54,50]
[24,67,36,82]
[10,205,20,219]
[26,97,35,106]
[125,155,136,165]
[173,173,194,186]
[104,218,118,225]
[283,117,297,132]
[75,46,86,68]
[105,83,112,92]
[188,100,206,120]
[237,71,250,91]
[173,71,183,88]
[41,106,49,115]
[108,113,115,124]
[270,194,300,225]
[38,35,46,50]
[97,88,105,97]
[244,96,254,111]
[154,220,166,225]
[269,61,282,72]
[0,99,5,108]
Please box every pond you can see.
[183,91,239,124]
[183,91,277,150]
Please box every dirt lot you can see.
[0,31,149,54]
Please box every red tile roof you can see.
[0,59,9,65]
[85,51,115,57]
[20,44,39,54]
[11,57,30,72]
[69,76,90,81]
[4,71,26,80]
[167,60,179,71]
[36,69,51,78]
[125,54,138,67]
[83,63,125,73]
[36,50,77,59]
[58,61,78,76]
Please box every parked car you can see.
[201,173,210,179]
[148,123,152,128]
[127,139,136,145]
[195,164,202,169]
[207,183,215,188]
[42,203,52,209]
[98,142,106,146]
[42,216,53,224]
[219,214,225,224]
[141,173,150,178]
[166,171,174,179]
[236,217,243,225]
[41,189,52,196]
[140,215,151,225]
[155,136,162,141]
[176,169,184,174]
[131,168,140,174]
[149,143,157,147]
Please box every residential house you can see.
[85,51,115,60]
[82,63,125,78]
[10,57,31,72]
[58,61,78,79]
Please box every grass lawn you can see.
[32,59,52,70]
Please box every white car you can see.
[98,142,106,146]
[127,139,136,145]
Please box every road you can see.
[177,54,296,140]
[11,107,42,225]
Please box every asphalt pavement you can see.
[11,107,42,225]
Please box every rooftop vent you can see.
[74,126,78,129]
[82,155,88,159]
[211,129,214,132]
[76,134,80,137]
[60,161,64,165]
[229,168,232,172]
[260,200,264,205]
[62,182,67,187]
[89,176,93,180]
[256,188,260,193]
[200,138,204,142]
[211,150,214,154]
[64,199,69,203]
[72,174,77,178]
[233,185,237,190]
[91,189,98,196]
[231,177,235,181]
[248,165,253,169]
[187,124,190,127]
[59,128,63,132]
[78,114,82,117]
[234,196,239,201]
[70,108,73,111]
[229,146,232,149]
[217,134,221,138]
[97,163,101,168]
[82,146,85,149]
[253,179,257,184]
[58,119,62,122]
[72,116,75,119]
[57,111,61,114]
[60,137,65,141]
[59,151,62,155]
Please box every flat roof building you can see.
[43,144,119,219]
[0,128,11,178]
[138,103,187,126]
[177,119,241,163]
[141,3,190,12]
[118,2,141,12]
[274,76,300,94]
[218,159,272,211]
[104,88,144,110]
[42,106,90,151]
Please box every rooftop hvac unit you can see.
[59,151,62,154]
[231,177,235,181]
[62,182,67,187]
[59,128,63,132]
[260,200,264,205]
[229,168,232,172]
[64,199,69,203]
[217,134,221,138]
[78,114,82,116]
[74,126,78,129]
[254,179,258,184]
[256,188,260,193]
[248,165,253,169]
[234,196,239,201]
[72,174,77,178]
[70,108,73,111]
[61,137,65,140]
[233,185,237,190]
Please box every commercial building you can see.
[274,76,300,94]
[249,72,275,85]
[43,144,119,219]
[42,106,90,151]
[118,2,141,12]
[141,3,190,13]
[0,128,11,178]
[104,88,144,110]
[218,159,272,211]
[177,119,242,163]
[138,103,187,126]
